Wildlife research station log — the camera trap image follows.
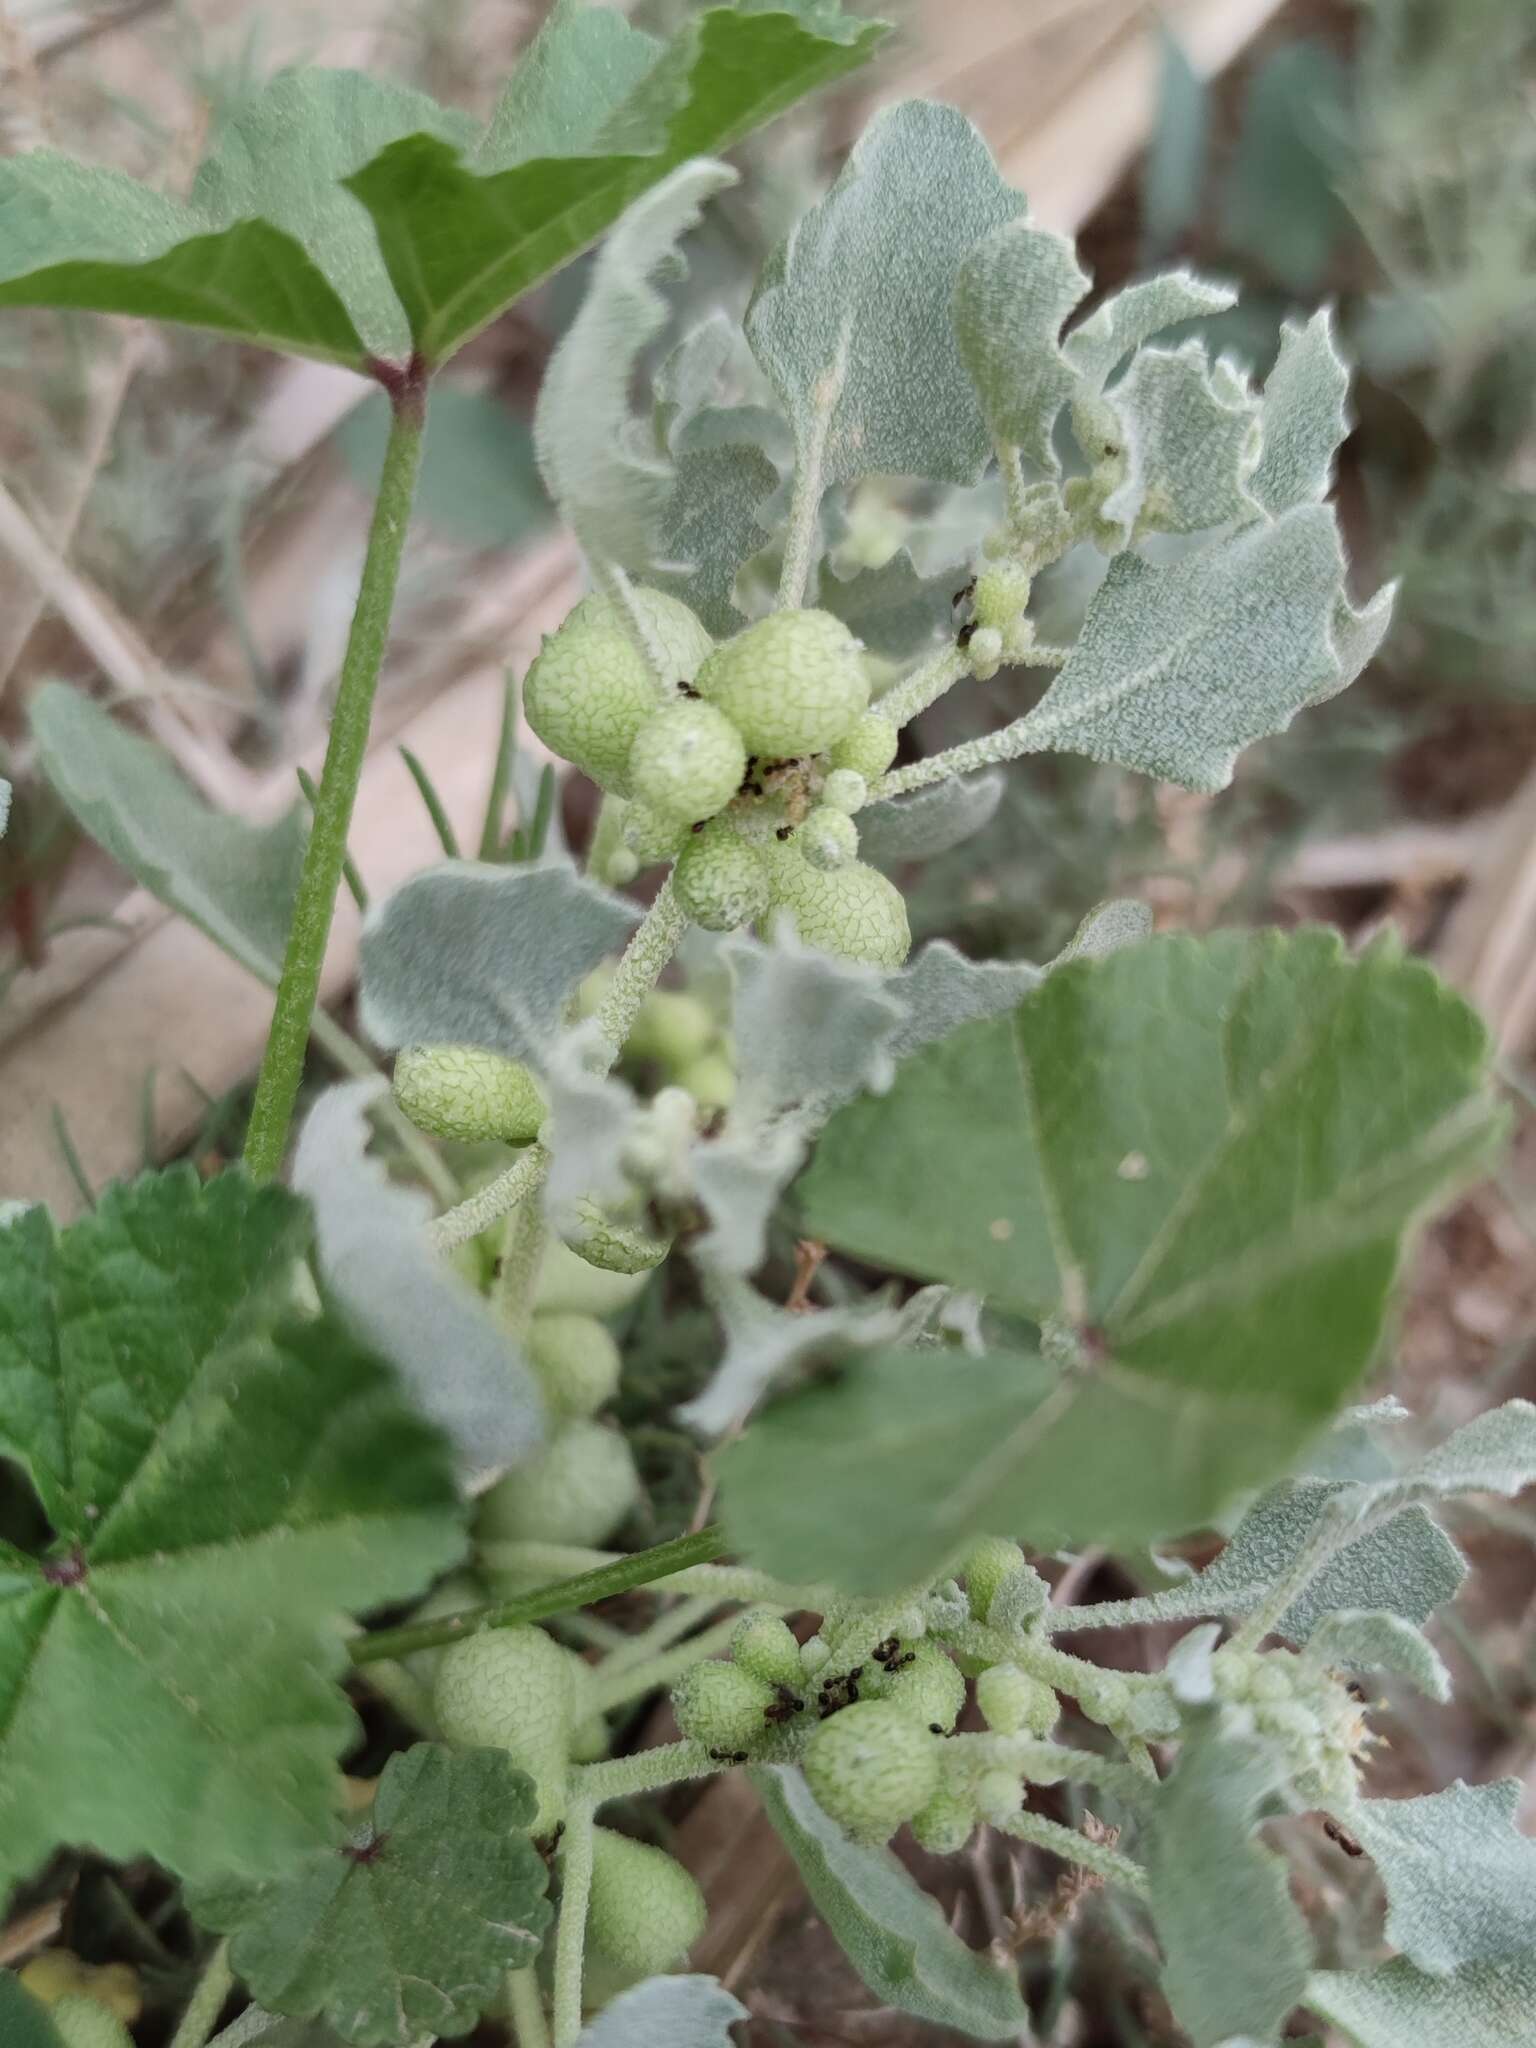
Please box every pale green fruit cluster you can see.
[1211,1647,1370,1808]
[972,560,1033,631]
[828,710,898,783]
[976,1661,1059,1739]
[671,1658,783,1758]
[477,1416,641,1548]
[696,608,869,758]
[628,702,745,824]
[601,978,738,1115]
[527,1311,622,1419]
[730,1610,805,1691]
[585,1828,706,1978]
[802,1700,941,1844]
[567,590,715,684]
[765,840,910,968]
[864,1639,966,1733]
[434,1625,591,1835]
[672,819,771,932]
[392,1043,545,1146]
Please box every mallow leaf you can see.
[0,1171,463,1900]
[859,774,1005,866]
[820,548,963,660]
[292,1082,545,1488]
[31,681,305,985]
[1308,1952,1536,2048]
[191,1745,550,2047]
[1061,270,1238,390]
[745,100,1026,493]
[953,217,1089,472]
[476,0,659,167]
[1303,1609,1449,1700]
[1098,342,1261,541]
[534,158,737,571]
[721,930,1500,1588]
[575,1974,749,2048]
[1008,505,1391,792]
[1349,1780,1536,1974]
[654,409,784,636]
[754,1764,1030,2038]
[358,859,638,1065]
[1146,1721,1310,2048]
[1249,309,1350,517]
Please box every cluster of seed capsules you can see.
[523,589,912,967]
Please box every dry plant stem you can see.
[245,379,426,1181]
[429,1142,550,1255]
[999,1809,1149,1898]
[552,1798,596,2048]
[168,1938,233,2048]
[507,1964,552,2048]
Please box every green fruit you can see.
[433,1625,575,1835]
[973,560,1033,630]
[528,1312,622,1419]
[622,800,691,868]
[533,1233,648,1317]
[766,851,910,968]
[672,1658,776,1756]
[625,991,716,1070]
[48,1997,134,2048]
[477,1419,642,1547]
[568,589,714,684]
[401,1569,484,1691]
[524,622,657,792]
[821,767,868,815]
[697,609,868,758]
[802,1699,941,1844]
[672,823,771,932]
[586,1828,707,1975]
[566,1196,670,1275]
[868,1640,966,1734]
[976,1663,1059,1739]
[679,1050,736,1111]
[910,1784,974,1855]
[797,806,859,873]
[963,1537,1025,1624]
[828,711,898,782]
[628,702,746,824]
[730,1611,804,1691]
[392,1044,545,1145]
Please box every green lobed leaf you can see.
[348,5,886,366]
[477,0,659,167]
[952,217,1088,471]
[1009,505,1390,792]
[0,1171,463,1900]
[575,1974,749,2048]
[723,930,1501,1588]
[754,1763,1030,2038]
[31,682,306,985]
[1308,1952,1536,2048]
[358,859,638,1065]
[291,1083,545,1487]
[1146,1720,1311,2048]
[191,1745,550,2047]
[746,100,1026,493]
[1349,1780,1536,1974]
[534,158,737,569]
[1248,309,1350,518]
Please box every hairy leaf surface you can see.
[1350,1780,1536,1974]
[1309,1952,1536,2048]
[575,1974,749,2048]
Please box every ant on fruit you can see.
[762,1684,804,1726]
[708,1747,750,1764]
[872,1636,914,1672]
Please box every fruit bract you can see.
[672,823,772,931]
[523,621,657,793]
[628,702,746,823]
[767,850,911,967]
[697,608,868,758]
[476,1418,642,1547]
[392,1043,545,1146]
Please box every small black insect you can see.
[763,1683,804,1726]
[679,681,701,698]
[776,825,794,842]
[873,1636,902,1668]
[952,576,977,609]
[691,819,708,833]
[1323,1816,1364,1858]
[957,621,978,651]
[708,1747,751,1764]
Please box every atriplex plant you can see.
[0,8,1530,2048]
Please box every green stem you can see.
[999,1808,1150,1897]
[552,1798,596,2048]
[507,1964,552,2048]
[245,383,427,1180]
[430,1141,550,1254]
[169,1939,234,2048]
[879,642,970,730]
[573,1737,720,1807]
[480,1539,823,1612]
[480,674,520,861]
[589,1613,744,1715]
[351,1525,729,1665]
[593,878,688,1062]
[496,1191,547,1339]
[598,1591,721,1679]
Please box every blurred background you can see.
[1,2,1534,2041]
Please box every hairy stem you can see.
[574,1737,721,1807]
[589,1613,744,1715]
[429,1142,550,1255]
[999,1808,1150,1897]
[593,877,688,1061]
[552,1798,595,2048]
[958,1733,1154,1811]
[1000,442,1030,531]
[507,1965,552,2048]
[169,1939,233,2048]
[496,1193,547,1339]
[245,382,426,1179]
[593,556,672,689]
[352,1526,729,1665]
[879,642,970,730]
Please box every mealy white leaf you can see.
[882,940,1043,1064]
[1249,308,1350,517]
[1051,896,1155,961]
[1363,1399,1536,1514]
[1100,341,1261,541]
[575,1974,749,2048]
[358,859,638,1064]
[1303,1609,1450,1701]
[859,773,1004,866]
[1350,1779,1536,1973]
[1062,269,1237,390]
[534,159,737,569]
[820,547,963,660]
[689,1119,808,1276]
[1320,580,1396,707]
[952,217,1088,470]
[536,1018,644,1230]
[1310,1951,1536,2047]
[745,99,1026,491]
[680,1265,905,1436]
[293,1082,545,1487]
[654,413,783,635]
[721,930,905,1122]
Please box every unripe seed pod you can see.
[568,588,714,684]
[533,1233,648,1317]
[767,852,910,968]
[392,1044,545,1145]
[976,1663,1059,1739]
[622,800,691,868]
[586,1828,707,1975]
[697,609,868,758]
[672,1659,776,1756]
[731,1611,805,1691]
[679,1050,736,1112]
[527,1312,621,1419]
[566,1196,670,1275]
[433,1626,575,1835]
[48,1998,134,2048]
[973,561,1033,630]
[963,1537,1025,1624]
[802,1700,941,1844]
[800,1633,831,1676]
[628,701,746,825]
[673,823,771,932]
[524,623,656,792]
[821,768,868,815]
[604,844,640,886]
[828,711,898,782]
[966,626,1005,679]
[974,1769,1022,1825]
[869,1640,966,1734]
[911,1784,974,1855]
[797,806,859,873]
[625,991,716,1071]
[476,1419,641,1548]
[401,1568,485,1691]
